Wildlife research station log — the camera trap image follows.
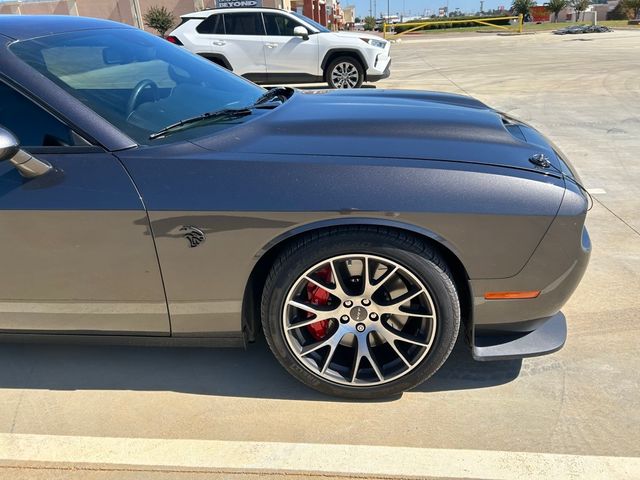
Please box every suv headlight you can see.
[360,38,387,49]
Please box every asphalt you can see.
[1,29,639,479]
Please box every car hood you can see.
[191,89,562,174]
[332,31,385,42]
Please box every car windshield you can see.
[10,28,265,145]
[290,12,331,33]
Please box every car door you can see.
[262,12,321,80]
[0,81,169,335]
[192,13,232,68]
[219,12,267,80]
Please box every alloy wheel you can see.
[330,62,360,88]
[282,254,437,386]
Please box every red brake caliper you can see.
[305,266,333,341]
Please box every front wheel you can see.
[325,56,364,89]
[261,228,460,399]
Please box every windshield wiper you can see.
[149,107,253,140]
[253,86,293,106]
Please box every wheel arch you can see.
[197,53,233,71]
[321,49,368,80]
[241,218,472,343]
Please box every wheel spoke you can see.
[287,299,334,317]
[374,264,398,287]
[377,323,431,348]
[351,334,383,383]
[300,329,342,357]
[328,260,349,300]
[378,288,432,316]
[364,260,398,298]
[285,315,332,331]
[361,256,372,296]
[380,331,412,367]
[304,275,330,291]
[320,335,343,373]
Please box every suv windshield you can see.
[10,28,265,145]
[290,12,331,33]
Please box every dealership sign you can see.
[217,0,262,7]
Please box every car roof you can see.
[181,7,295,18]
[0,15,131,40]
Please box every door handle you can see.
[212,40,226,46]
[265,43,278,48]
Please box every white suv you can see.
[167,7,391,88]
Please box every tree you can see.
[363,15,376,30]
[624,0,640,18]
[143,5,175,37]
[570,0,591,20]
[607,0,633,19]
[511,0,536,17]
[355,16,362,22]
[546,0,568,21]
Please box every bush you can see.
[143,5,176,37]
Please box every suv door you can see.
[217,12,267,80]
[0,81,169,335]
[262,12,320,81]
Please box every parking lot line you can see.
[1,433,638,479]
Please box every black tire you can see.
[261,227,460,399]
[325,56,365,89]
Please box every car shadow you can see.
[0,336,521,402]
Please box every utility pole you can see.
[369,0,372,17]
[130,0,143,29]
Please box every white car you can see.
[167,7,391,88]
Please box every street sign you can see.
[217,0,262,7]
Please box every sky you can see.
[348,0,511,18]
[0,0,512,24]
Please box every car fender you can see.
[320,48,369,74]
[253,216,465,269]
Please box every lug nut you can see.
[369,312,378,321]
[340,315,350,323]
[344,300,353,308]
[362,299,371,306]
[355,323,366,333]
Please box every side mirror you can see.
[0,127,19,162]
[293,26,309,40]
[0,126,52,178]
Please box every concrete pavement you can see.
[1,30,639,479]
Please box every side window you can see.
[263,13,302,36]
[196,14,225,34]
[223,13,265,36]
[0,82,75,148]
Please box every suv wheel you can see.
[326,56,364,89]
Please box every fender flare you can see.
[197,53,233,71]
[321,49,369,77]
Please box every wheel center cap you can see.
[350,306,367,322]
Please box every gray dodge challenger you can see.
[0,15,590,398]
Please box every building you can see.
[0,0,215,31]
[342,4,355,29]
